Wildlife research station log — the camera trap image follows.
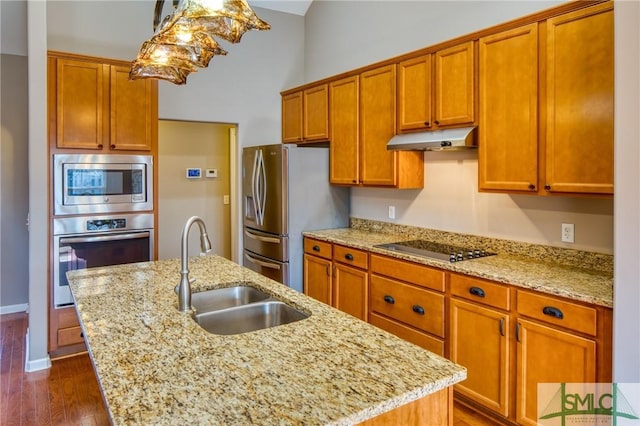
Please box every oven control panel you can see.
[86,219,126,231]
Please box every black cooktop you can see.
[375,240,496,263]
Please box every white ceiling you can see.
[249,0,313,16]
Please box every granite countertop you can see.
[302,227,613,308]
[68,255,466,425]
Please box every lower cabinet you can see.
[49,306,86,357]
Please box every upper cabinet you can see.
[397,41,476,133]
[479,2,613,196]
[329,76,360,185]
[49,53,157,152]
[545,2,614,195]
[282,84,329,144]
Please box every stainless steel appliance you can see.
[53,154,153,215]
[375,240,495,263]
[52,213,154,307]
[242,144,349,291]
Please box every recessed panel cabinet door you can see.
[330,76,360,185]
[56,59,109,150]
[360,65,397,187]
[334,263,368,321]
[110,65,156,151]
[478,24,539,192]
[545,2,614,194]
[282,91,303,143]
[435,41,475,127]
[397,55,432,132]
[303,254,332,305]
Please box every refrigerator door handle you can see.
[244,252,281,270]
[251,150,261,225]
[257,149,266,226]
[252,149,266,226]
[244,229,281,244]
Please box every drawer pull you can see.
[516,322,522,343]
[412,305,425,315]
[345,253,354,261]
[313,245,321,252]
[80,332,84,338]
[383,295,395,305]
[542,306,564,319]
[499,318,505,336]
[469,287,486,298]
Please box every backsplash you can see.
[350,218,613,273]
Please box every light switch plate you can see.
[205,168,218,178]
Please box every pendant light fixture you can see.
[130,0,270,85]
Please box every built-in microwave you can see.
[53,154,153,215]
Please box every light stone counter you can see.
[68,255,466,425]
[303,226,613,308]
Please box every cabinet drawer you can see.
[450,274,510,311]
[370,254,445,292]
[370,275,445,337]
[517,290,597,336]
[57,326,85,347]
[370,313,444,356]
[303,238,332,260]
[333,245,368,269]
[57,307,80,328]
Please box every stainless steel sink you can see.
[191,285,271,314]
[193,301,309,335]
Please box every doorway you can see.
[157,120,236,261]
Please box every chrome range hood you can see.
[386,126,477,151]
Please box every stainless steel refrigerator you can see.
[242,144,350,292]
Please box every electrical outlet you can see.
[388,206,396,219]
[561,223,575,243]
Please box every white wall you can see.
[304,0,613,254]
[158,121,232,260]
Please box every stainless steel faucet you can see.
[176,216,213,312]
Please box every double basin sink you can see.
[191,284,309,335]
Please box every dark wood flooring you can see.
[1,312,495,425]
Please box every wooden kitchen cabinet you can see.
[369,254,445,356]
[478,24,539,192]
[329,76,360,185]
[359,65,424,188]
[303,238,368,320]
[434,41,476,127]
[49,306,86,358]
[449,274,511,418]
[49,52,157,152]
[281,84,329,144]
[397,55,433,132]
[544,1,614,195]
[479,2,613,196]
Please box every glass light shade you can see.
[130,62,192,85]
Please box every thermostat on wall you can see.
[186,168,202,179]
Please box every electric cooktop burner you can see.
[375,240,496,263]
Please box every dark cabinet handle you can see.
[544,184,551,191]
[97,144,103,149]
[424,121,430,126]
[345,253,354,261]
[383,295,395,304]
[499,318,505,336]
[110,144,116,149]
[528,184,536,191]
[312,245,320,252]
[412,305,425,315]
[434,120,440,125]
[80,332,84,338]
[542,306,564,319]
[516,322,522,343]
[469,287,485,298]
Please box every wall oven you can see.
[53,154,153,216]
[53,213,154,308]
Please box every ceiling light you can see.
[130,0,270,85]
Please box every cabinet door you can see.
[360,65,397,186]
[110,65,156,151]
[303,254,332,305]
[545,2,614,195]
[303,84,329,142]
[434,41,475,126]
[334,263,368,321]
[516,318,596,426]
[55,59,109,149]
[282,91,303,143]
[329,76,360,185]
[478,24,539,192]
[450,299,510,417]
[397,55,432,132]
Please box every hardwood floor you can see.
[1,312,495,425]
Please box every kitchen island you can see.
[67,255,466,425]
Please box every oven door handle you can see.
[60,231,150,244]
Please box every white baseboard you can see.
[24,328,52,372]
[0,303,29,315]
